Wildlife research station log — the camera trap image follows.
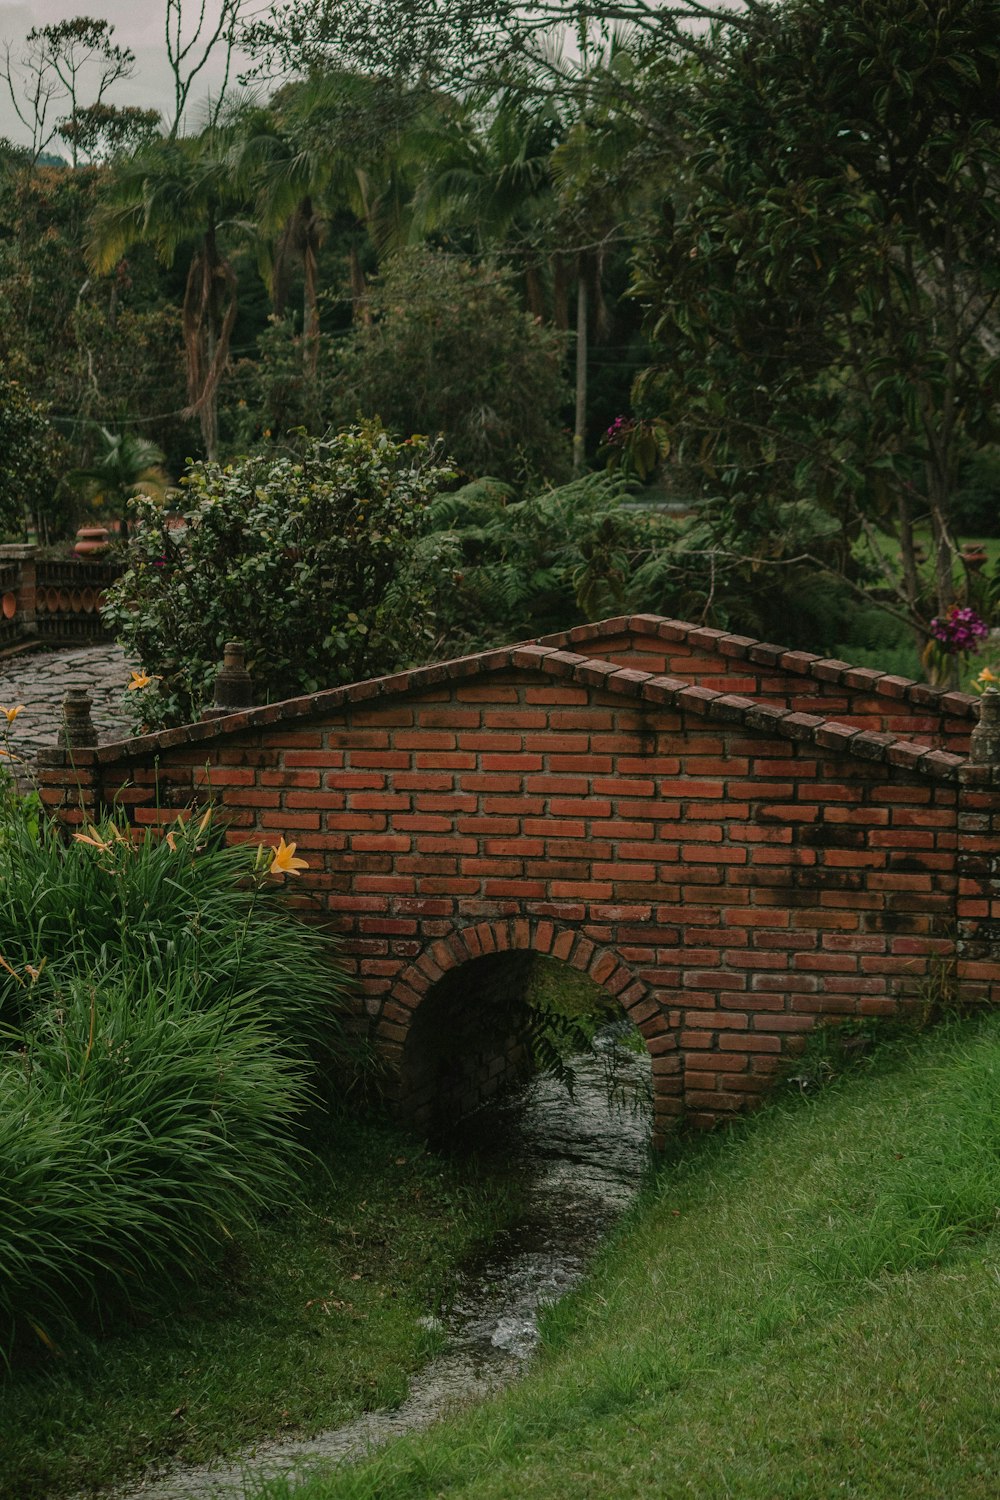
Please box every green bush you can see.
[332,249,571,490]
[0,376,63,540]
[0,806,349,1352]
[102,423,453,728]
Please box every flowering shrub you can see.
[103,423,453,729]
[929,605,989,655]
[0,807,348,1347]
[603,415,636,447]
[598,415,669,481]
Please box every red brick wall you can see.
[38,618,997,1148]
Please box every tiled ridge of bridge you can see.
[540,614,979,721]
[86,626,970,783]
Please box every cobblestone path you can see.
[0,643,136,767]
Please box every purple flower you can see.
[930,605,989,655]
[603,415,635,446]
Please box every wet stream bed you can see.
[123,1033,652,1498]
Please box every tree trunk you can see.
[525,263,546,322]
[573,268,588,475]
[896,485,923,632]
[202,318,219,462]
[303,243,320,379]
[349,243,371,326]
[926,463,959,687]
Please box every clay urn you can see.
[73,526,110,558]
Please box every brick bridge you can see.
[41,615,1000,1148]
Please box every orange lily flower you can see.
[0,704,24,724]
[74,828,111,852]
[127,670,160,691]
[269,837,309,879]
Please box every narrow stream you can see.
[125,1030,652,1498]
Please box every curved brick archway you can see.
[376,916,680,1148]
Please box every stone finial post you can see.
[203,640,254,720]
[969,690,1000,766]
[58,688,97,749]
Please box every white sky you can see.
[0,0,260,149]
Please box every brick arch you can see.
[376,916,681,1149]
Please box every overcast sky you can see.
[0,0,260,149]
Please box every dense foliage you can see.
[0,800,349,1352]
[633,0,1000,639]
[0,375,60,537]
[334,250,571,488]
[103,424,453,726]
[0,0,998,673]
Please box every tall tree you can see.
[165,0,247,137]
[1,17,135,166]
[632,0,1000,643]
[88,131,246,460]
[242,0,759,106]
[230,72,412,372]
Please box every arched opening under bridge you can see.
[391,929,665,1146]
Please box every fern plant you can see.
[396,469,674,653]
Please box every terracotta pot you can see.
[74,526,110,558]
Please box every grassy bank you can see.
[255,1015,1000,1500]
[0,1117,516,1500]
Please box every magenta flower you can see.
[603,415,636,447]
[930,605,989,655]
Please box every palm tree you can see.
[549,44,648,471]
[231,73,425,373]
[409,87,564,319]
[87,130,245,460]
[69,428,169,535]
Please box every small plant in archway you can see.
[521,956,647,1104]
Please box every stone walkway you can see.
[0,642,136,767]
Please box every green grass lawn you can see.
[254,1015,1000,1500]
[0,1117,518,1500]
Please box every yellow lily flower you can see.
[269,837,309,879]
[0,704,24,724]
[74,828,111,852]
[0,952,23,984]
[127,670,160,691]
